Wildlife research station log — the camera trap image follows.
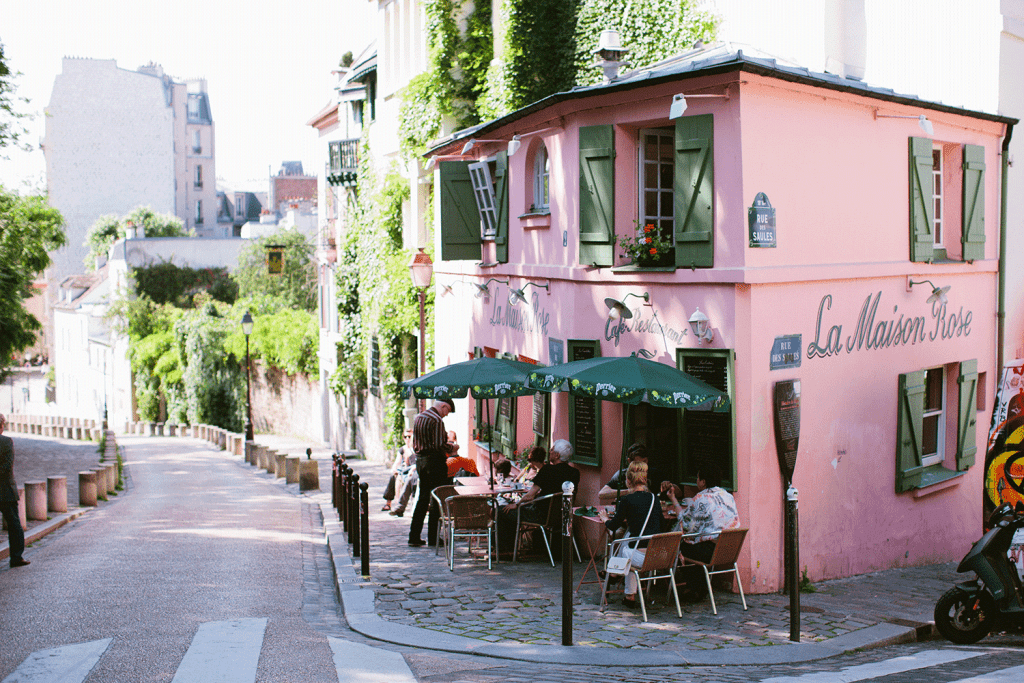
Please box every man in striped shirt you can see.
[408,399,455,547]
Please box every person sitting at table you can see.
[514,446,546,485]
[494,459,512,480]
[382,429,415,512]
[665,463,739,563]
[603,461,661,609]
[499,440,580,553]
[598,443,671,504]
[447,453,479,478]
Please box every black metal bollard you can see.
[360,482,370,577]
[561,481,574,646]
[332,455,340,512]
[351,473,361,554]
[787,485,800,642]
[340,465,350,531]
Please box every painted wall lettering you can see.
[603,307,689,348]
[487,289,550,337]
[807,292,972,360]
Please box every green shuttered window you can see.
[908,138,985,263]
[674,114,715,268]
[439,153,510,263]
[579,125,615,267]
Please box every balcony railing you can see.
[327,139,359,186]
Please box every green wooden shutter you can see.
[674,114,715,269]
[957,359,979,470]
[439,161,482,261]
[961,144,986,262]
[579,125,615,267]
[896,370,926,493]
[494,152,509,263]
[909,137,935,263]
[567,339,602,466]
[496,351,517,459]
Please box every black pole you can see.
[360,482,370,577]
[244,335,254,441]
[787,484,800,642]
[561,482,574,646]
[351,473,361,552]
[332,455,339,511]
[340,465,350,530]
[616,404,629,504]
[487,398,494,490]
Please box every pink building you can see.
[426,45,1016,593]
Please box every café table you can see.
[572,505,615,592]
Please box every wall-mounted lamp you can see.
[604,292,650,320]
[908,278,951,305]
[509,281,550,306]
[669,90,731,119]
[474,277,510,299]
[507,126,562,157]
[460,138,505,155]
[875,111,934,136]
[688,307,714,345]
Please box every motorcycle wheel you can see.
[934,587,994,644]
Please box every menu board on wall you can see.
[568,340,601,466]
[680,352,732,486]
[533,392,549,438]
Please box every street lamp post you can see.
[407,248,434,411]
[241,311,254,441]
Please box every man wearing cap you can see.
[408,399,456,547]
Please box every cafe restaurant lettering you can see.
[807,292,973,359]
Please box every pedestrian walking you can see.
[407,399,455,548]
[0,414,29,568]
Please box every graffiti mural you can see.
[986,361,1024,515]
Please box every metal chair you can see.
[430,484,459,556]
[444,494,495,570]
[680,527,749,615]
[601,531,684,622]
[512,492,563,566]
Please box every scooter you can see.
[934,501,1024,644]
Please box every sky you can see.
[1,0,372,193]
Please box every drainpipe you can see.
[999,121,1015,375]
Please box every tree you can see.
[84,205,190,270]
[0,187,66,378]
[0,42,31,157]
[233,230,316,312]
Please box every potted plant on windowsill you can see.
[616,222,673,267]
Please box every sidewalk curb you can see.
[315,498,933,666]
[0,507,90,561]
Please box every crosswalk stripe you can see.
[328,637,416,683]
[950,663,1024,682]
[1,638,112,683]
[170,618,267,683]
[758,649,986,683]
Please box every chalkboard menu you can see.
[679,352,732,487]
[498,396,512,420]
[567,340,601,466]
[533,392,549,438]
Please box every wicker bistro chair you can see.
[444,495,496,570]
[512,492,584,566]
[679,527,749,615]
[430,484,459,557]
[600,531,684,622]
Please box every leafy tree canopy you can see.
[233,229,316,312]
[0,187,66,377]
[0,42,31,157]
[84,205,190,270]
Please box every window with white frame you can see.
[639,128,675,256]
[532,144,549,211]
[194,165,203,189]
[921,366,945,466]
[468,160,498,239]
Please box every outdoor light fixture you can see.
[668,90,731,120]
[408,248,434,379]
[688,307,714,345]
[460,138,504,155]
[875,112,934,136]
[507,126,562,157]
[604,292,650,320]
[473,277,510,299]
[241,310,254,441]
[908,278,951,305]
[508,281,550,306]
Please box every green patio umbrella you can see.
[400,356,538,488]
[527,353,730,502]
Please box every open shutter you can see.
[468,161,498,238]
[909,137,935,262]
[579,125,615,267]
[896,370,926,493]
[494,152,509,263]
[674,114,715,269]
[957,359,979,470]
[439,161,482,261]
[961,145,986,262]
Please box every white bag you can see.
[606,555,631,574]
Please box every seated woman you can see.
[603,461,661,608]
[514,446,546,484]
[382,429,415,512]
[665,463,739,563]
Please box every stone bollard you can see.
[262,449,276,473]
[79,472,98,507]
[167,423,177,437]
[156,422,165,436]
[91,467,108,497]
[102,464,117,493]
[147,422,156,437]
[275,453,287,478]
[285,456,300,484]
[25,481,47,521]
[47,476,68,513]
[299,460,319,491]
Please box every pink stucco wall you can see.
[430,67,1008,592]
